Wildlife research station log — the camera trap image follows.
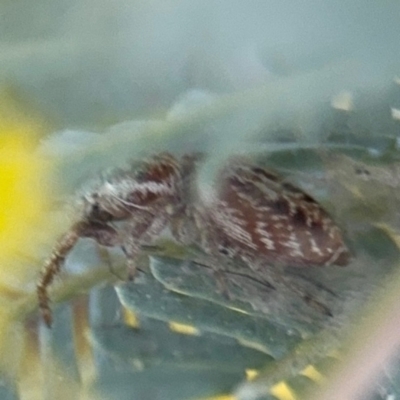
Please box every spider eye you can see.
[85,199,113,222]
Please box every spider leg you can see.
[37,221,120,327]
[96,244,126,281]
[122,213,170,281]
[37,224,81,327]
[192,215,236,299]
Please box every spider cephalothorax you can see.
[37,152,351,326]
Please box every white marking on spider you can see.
[282,232,304,257]
[213,205,258,250]
[256,221,276,250]
[309,238,323,255]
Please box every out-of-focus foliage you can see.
[1,0,400,126]
[1,1,400,400]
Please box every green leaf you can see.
[116,271,300,358]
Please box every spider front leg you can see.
[37,221,120,327]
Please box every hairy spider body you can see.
[37,152,351,326]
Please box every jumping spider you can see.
[37,152,351,326]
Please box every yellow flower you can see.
[0,122,52,291]
[0,114,54,384]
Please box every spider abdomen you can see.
[196,161,350,267]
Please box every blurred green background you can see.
[0,1,400,399]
